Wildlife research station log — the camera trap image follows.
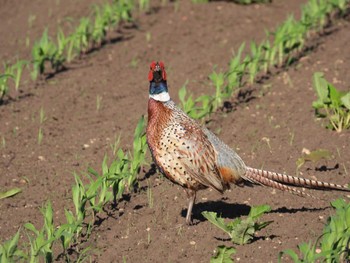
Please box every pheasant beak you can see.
[148,61,167,82]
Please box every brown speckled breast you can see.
[147,99,226,192]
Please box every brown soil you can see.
[1,0,349,262]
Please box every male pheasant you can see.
[146,61,350,225]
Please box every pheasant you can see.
[146,61,350,225]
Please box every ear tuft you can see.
[159,61,166,80]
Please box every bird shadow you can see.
[181,200,328,224]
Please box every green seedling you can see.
[0,60,28,100]
[38,128,43,145]
[202,204,272,245]
[209,70,225,110]
[96,95,102,111]
[179,81,195,115]
[71,173,96,235]
[68,17,92,58]
[56,28,70,63]
[128,116,148,189]
[92,5,108,48]
[321,198,350,262]
[1,135,5,148]
[210,245,236,263]
[31,28,65,79]
[261,39,271,74]
[24,202,56,262]
[248,41,264,84]
[130,57,139,68]
[0,188,22,199]
[279,198,350,262]
[226,43,246,95]
[296,149,333,171]
[100,3,119,32]
[105,150,130,204]
[178,82,214,120]
[39,107,47,124]
[147,179,154,208]
[28,14,36,28]
[279,239,325,263]
[146,32,151,42]
[110,134,121,156]
[139,0,150,12]
[114,0,133,22]
[0,73,13,101]
[312,72,350,132]
[12,60,28,90]
[54,209,79,259]
[0,229,28,262]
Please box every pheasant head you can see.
[148,61,170,102]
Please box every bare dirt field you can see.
[1,0,349,262]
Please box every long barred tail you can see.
[244,167,350,196]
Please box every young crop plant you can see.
[178,82,214,120]
[226,43,246,95]
[195,0,350,123]
[128,115,148,189]
[68,18,92,60]
[0,187,22,200]
[279,198,350,262]
[139,0,150,12]
[312,72,350,132]
[202,204,272,245]
[24,202,57,262]
[0,73,13,102]
[209,70,225,110]
[210,245,236,263]
[296,149,332,172]
[31,28,65,79]
[248,41,264,84]
[92,5,109,48]
[0,60,28,102]
[56,28,70,64]
[0,229,28,262]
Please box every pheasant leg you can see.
[185,190,196,225]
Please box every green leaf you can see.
[24,223,39,235]
[341,92,350,110]
[305,149,332,162]
[328,83,342,107]
[278,249,300,262]
[7,229,21,256]
[102,155,108,175]
[297,149,333,170]
[0,188,21,199]
[312,99,325,109]
[202,211,230,235]
[313,72,328,103]
[210,245,236,263]
[248,204,271,220]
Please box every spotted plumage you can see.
[146,61,350,225]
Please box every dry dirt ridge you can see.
[0,0,349,262]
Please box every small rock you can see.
[83,144,90,149]
[190,241,196,245]
[38,156,45,161]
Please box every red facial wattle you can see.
[148,61,167,82]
